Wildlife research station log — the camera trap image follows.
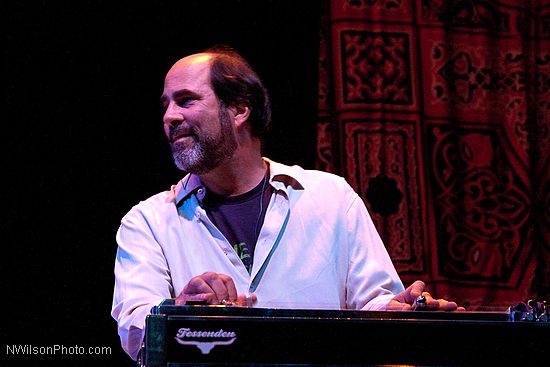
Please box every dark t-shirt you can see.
[203,174,273,273]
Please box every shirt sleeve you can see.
[344,191,405,310]
[111,207,173,360]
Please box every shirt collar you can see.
[264,158,304,194]
[172,157,305,206]
[172,173,206,206]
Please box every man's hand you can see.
[387,280,465,311]
[175,272,257,306]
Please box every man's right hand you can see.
[175,272,256,306]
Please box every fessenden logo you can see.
[174,327,237,354]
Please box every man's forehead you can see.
[175,53,212,66]
[162,53,215,102]
[164,54,212,89]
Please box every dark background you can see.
[3,1,320,365]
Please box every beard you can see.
[169,106,238,174]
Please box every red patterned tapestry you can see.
[317,0,550,310]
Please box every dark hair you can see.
[203,45,271,140]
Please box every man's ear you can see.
[231,105,251,128]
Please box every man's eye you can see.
[176,98,194,107]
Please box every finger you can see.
[177,276,219,305]
[418,292,440,310]
[236,292,258,307]
[201,272,232,303]
[386,300,413,311]
[390,280,426,305]
[422,296,459,311]
[399,280,426,305]
[183,275,215,295]
[175,292,217,305]
[218,274,238,302]
[438,299,459,311]
[408,280,426,300]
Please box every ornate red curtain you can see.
[316,0,550,310]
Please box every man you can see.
[111,46,462,360]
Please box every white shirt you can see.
[111,158,404,359]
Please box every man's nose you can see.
[163,104,184,128]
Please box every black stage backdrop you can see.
[3,1,320,366]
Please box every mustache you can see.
[169,125,196,143]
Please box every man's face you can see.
[161,54,237,174]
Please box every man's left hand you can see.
[387,280,466,311]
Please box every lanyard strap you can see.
[249,207,290,293]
